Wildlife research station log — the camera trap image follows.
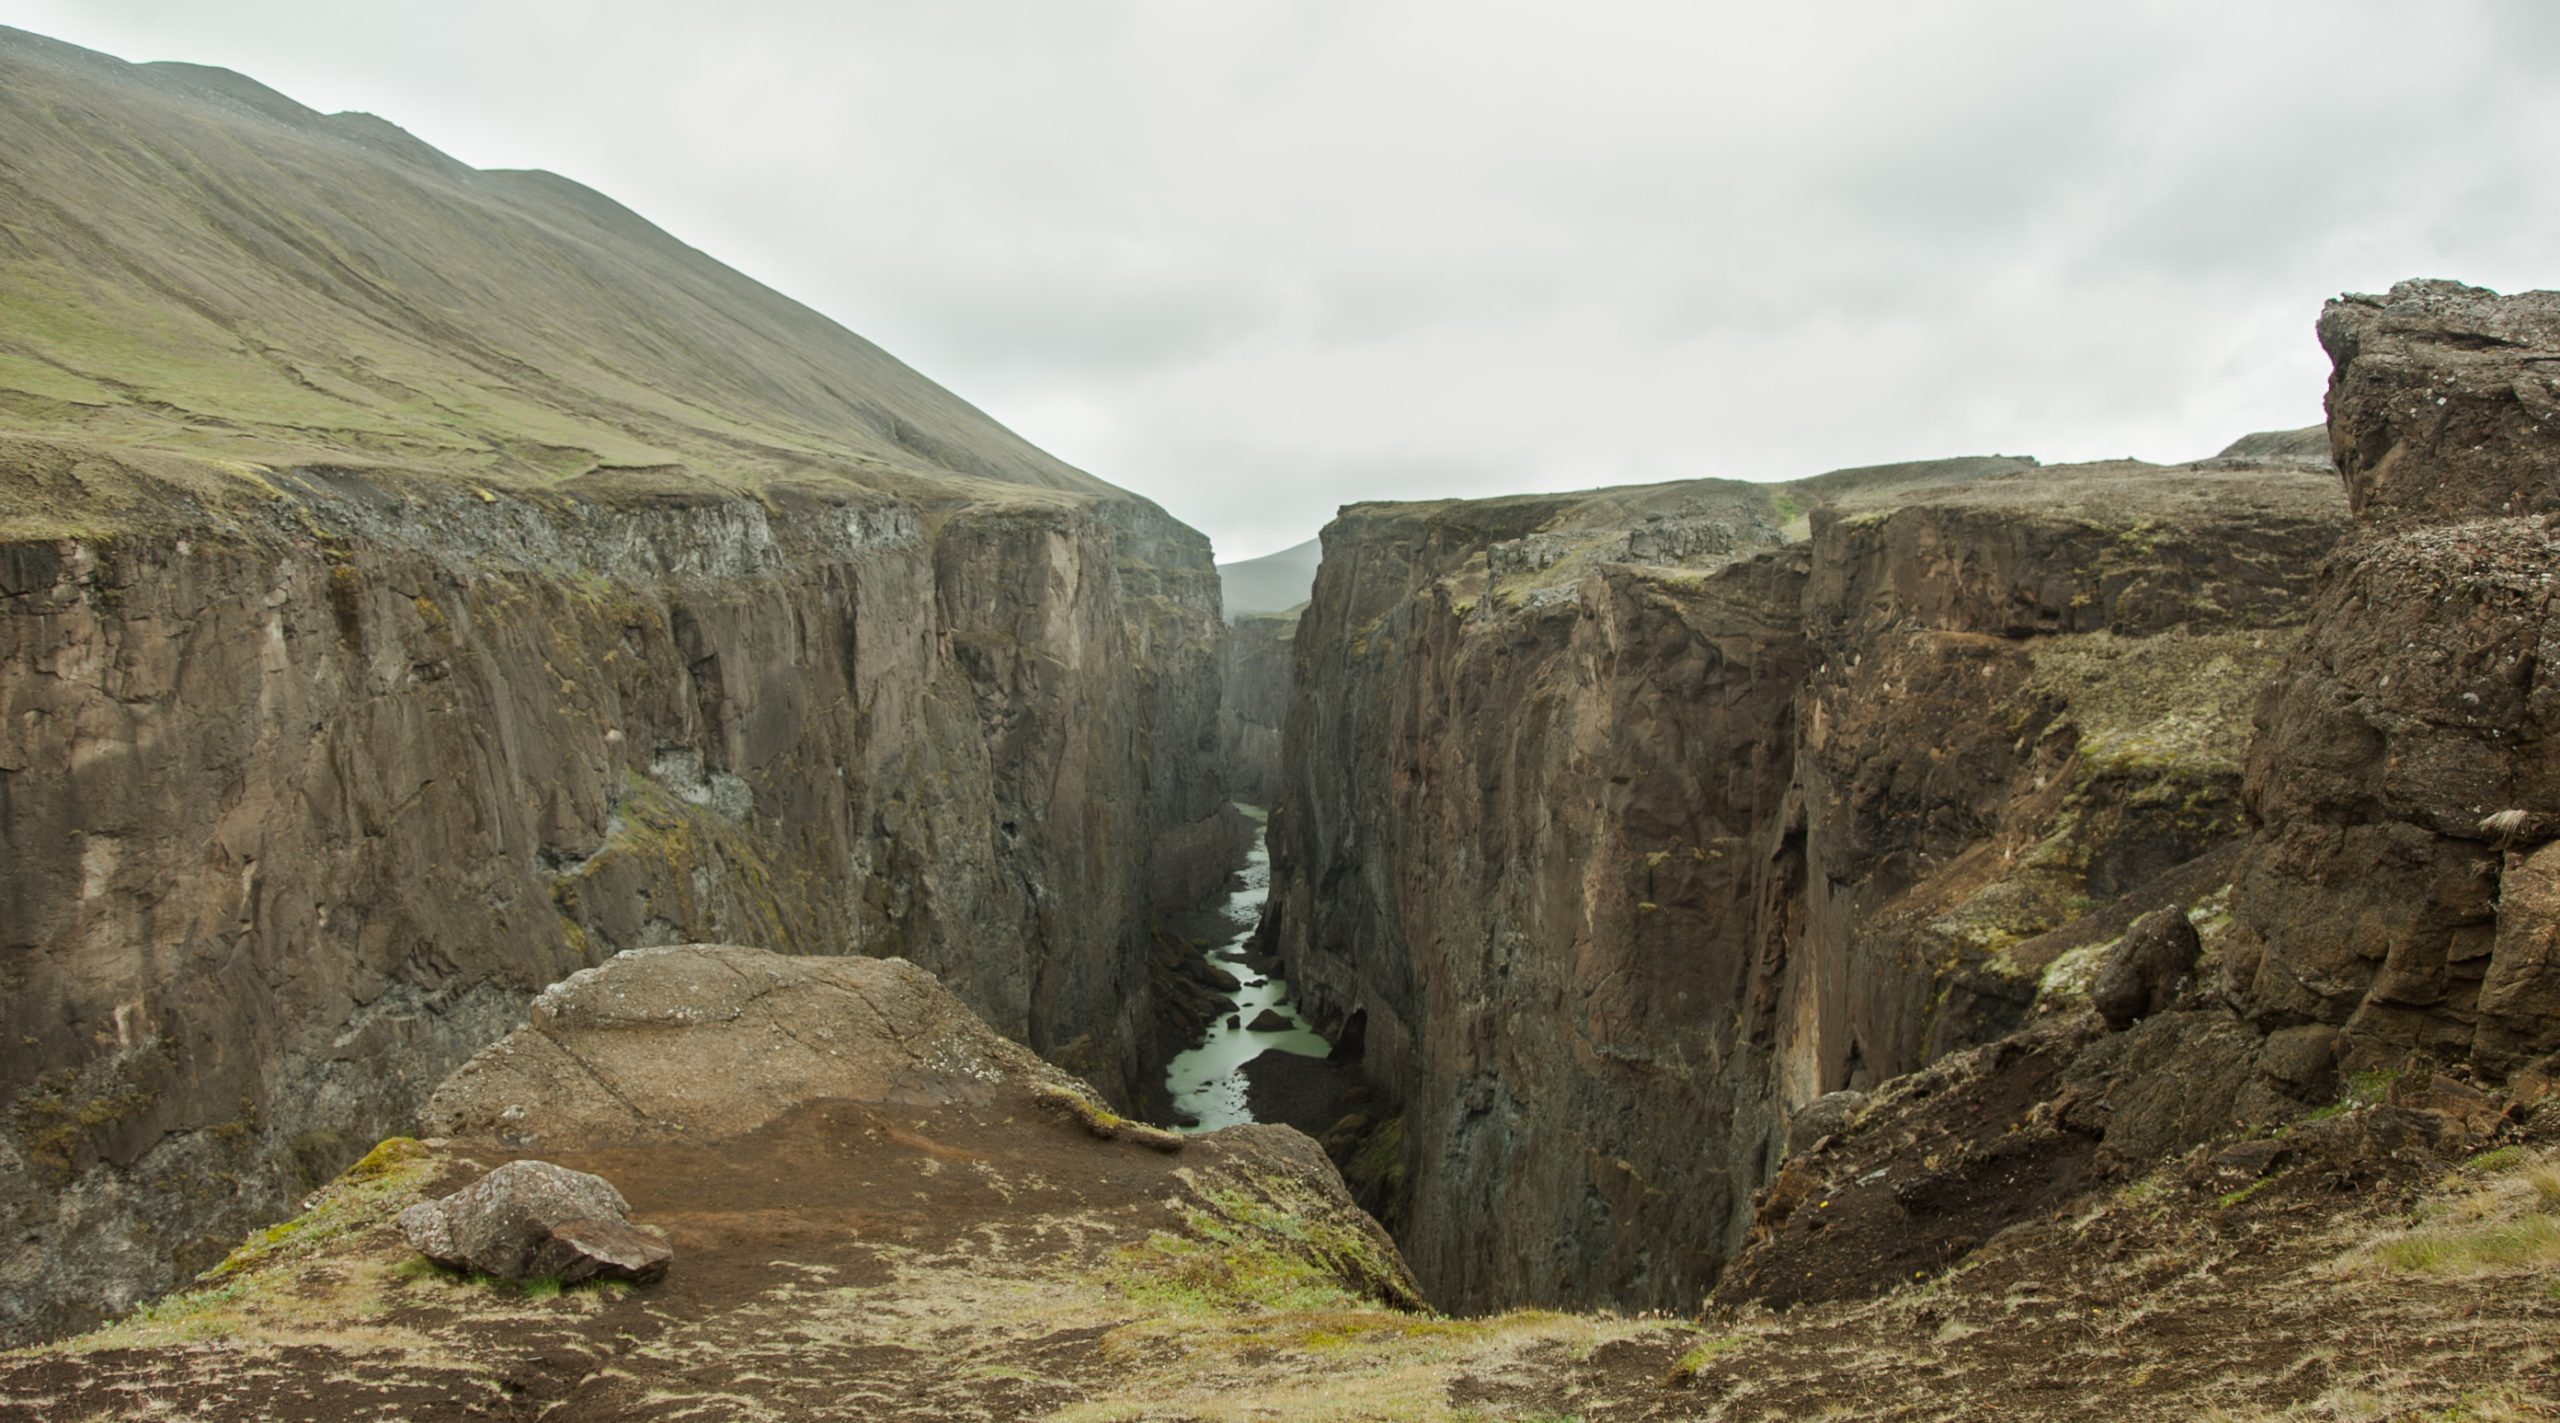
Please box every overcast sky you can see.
[11,2,2557,559]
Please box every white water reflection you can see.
[1164,804,1331,1132]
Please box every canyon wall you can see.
[1220,611,1295,809]
[1266,453,2350,1311]
[0,465,1232,1341]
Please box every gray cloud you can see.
[11,0,2557,558]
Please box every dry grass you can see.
[2335,1153,2560,1280]
[2198,1379,2555,1422]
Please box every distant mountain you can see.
[1218,537,1321,620]
[0,25,1130,524]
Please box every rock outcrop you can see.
[421,946,1063,1144]
[1265,453,2350,1311]
[2092,906,2202,1029]
[0,30,1239,1342]
[2225,280,2560,1071]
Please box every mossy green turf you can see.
[0,26,1126,539]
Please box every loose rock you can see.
[398,1159,670,1284]
[2093,908,2201,1029]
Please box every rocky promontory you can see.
[0,946,1460,1419]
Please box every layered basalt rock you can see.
[1774,463,2349,1106]
[1267,455,2350,1311]
[2225,281,2560,1071]
[0,475,1233,1342]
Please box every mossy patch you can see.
[2337,1150,2560,1279]
[201,1137,435,1283]
[2018,629,2292,784]
[1665,1331,1746,1383]
[1034,1084,1186,1153]
[7,1054,175,1184]
[1102,1172,1420,1315]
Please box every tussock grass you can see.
[2336,1150,2560,1280]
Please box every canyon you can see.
[1261,444,2360,1309]
[1252,280,2559,1331]
[2,21,2558,1422]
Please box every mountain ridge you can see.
[0,24,1148,537]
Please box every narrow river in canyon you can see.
[1162,804,1333,1131]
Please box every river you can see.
[1162,804,1332,1131]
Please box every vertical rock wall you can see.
[1220,612,1296,809]
[1267,460,2349,1312]
[0,472,1234,1341]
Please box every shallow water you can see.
[1163,804,1331,1132]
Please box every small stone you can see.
[1788,1090,1868,1153]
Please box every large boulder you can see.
[420,945,1060,1145]
[397,1159,671,1284]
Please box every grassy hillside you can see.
[0,26,1126,536]
[1217,537,1322,619]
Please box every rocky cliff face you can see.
[0,468,1233,1342]
[0,30,1240,1343]
[1220,611,1295,808]
[2226,280,2560,1073]
[1266,454,2350,1311]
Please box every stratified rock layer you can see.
[1267,455,2350,1311]
[2227,280,2560,1069]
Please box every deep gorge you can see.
[1258,449,2359,1309]
[5,27,2560,1411]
